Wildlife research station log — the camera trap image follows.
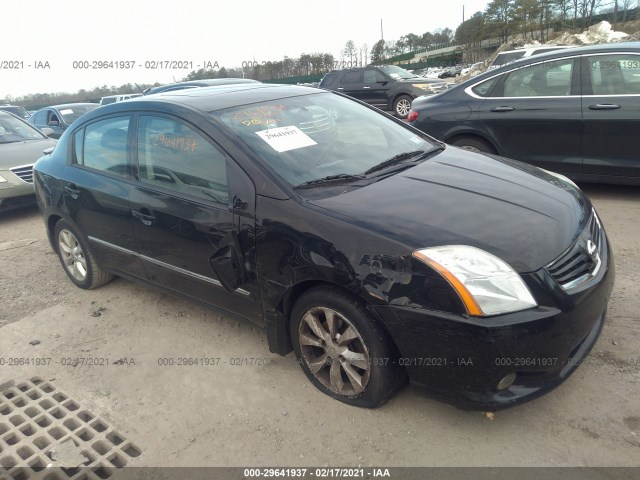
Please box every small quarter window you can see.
[472,77,499,97]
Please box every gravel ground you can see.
[0,183,639,469]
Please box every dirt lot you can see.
[1,183,639,469]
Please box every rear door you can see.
[64,115,146,278]
[581,52,640,179]
[337,70,365,102]
[129,113,262,323]
[478,56,583,174]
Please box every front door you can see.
[581,52,640,179]
[129,114,262,323]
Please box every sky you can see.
[1,0,491,99]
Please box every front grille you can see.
[9,164,34,183]
[546,209,603,290]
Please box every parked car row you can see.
[408,42,640,185]
[0,111,57,211]
[319,65,447,118]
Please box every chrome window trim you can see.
[88,236,250,296]
[465,51,640,100]
[464,54,582,100]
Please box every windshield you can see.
[58,104,98,123]
[379,66,418,79]
[212,92,436,187]
[0,106,30,119]
[0,113,45,143]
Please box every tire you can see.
[392,95,413,119]
[54,220,113,289]
[290,286,405,408]
[450,136,496,154]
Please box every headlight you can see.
[412,84,435,92]
[413,245,537,317]
[0,174,7,183]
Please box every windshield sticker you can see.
[233,105,285,124]
[255,126,317,153]
[59,109,74,115]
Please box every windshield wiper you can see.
[364,147,444,176]
[294,173,364,189]
[364,150,426,175]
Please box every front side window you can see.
[79,116,130,174]
[503,58,573,97]
[364,69,385,83]
[588,54,640,95]
[33,110,47,126]
[137,116,228,205]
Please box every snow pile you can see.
[550,21,629,45]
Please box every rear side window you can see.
[341,71,361,84]
[588,54,640,95]
[136,116,228,205]
[503,59,573,97]
[76,116,130,174]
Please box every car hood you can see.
[0,138,57,169]
[308,147,591,273]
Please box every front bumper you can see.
[374,235,615,411]
[0,169,35,210]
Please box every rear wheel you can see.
[450,136,496,154]
[290,286,405,408]
[392,95,413,119]
[54,220,113,289]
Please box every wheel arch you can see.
[265,279,402,361]
[445,132,498,154]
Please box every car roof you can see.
[461,41,640,86]
[97,83,325,114]
[144,78,260,95]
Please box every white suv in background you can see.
[99,94,143,106]
[488,45,575,70]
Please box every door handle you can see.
[363,86,371,89]
[131,209,155,226]
[64,185,80,199]
[490,106,515,112]
[588,104,620,110]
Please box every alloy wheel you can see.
[298,306,371,396]
[58,229,88,282]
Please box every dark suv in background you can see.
[319,65,447,118]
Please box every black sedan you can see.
[29,103,99,139]
[409,42,640,185]
[33,83,614,410]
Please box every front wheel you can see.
[54,220,113,289]
[290,286,405,408]
[392,95,413,119]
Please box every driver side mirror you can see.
[40,127,55,137]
